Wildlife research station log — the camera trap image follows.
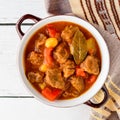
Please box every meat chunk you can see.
[61,25,78,43]
[27,51,43,66]
[53,42,70,64]
[27,72,44,83]
[80,55,100,75]
[45,68,65,90]
[61,60,75,78]
[35,33,47,53]
[70,76,85,93]
[62,86,80,98]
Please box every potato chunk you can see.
[45,38,58,48]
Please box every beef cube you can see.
[62,86,80,98]
[45,68,65,90]
[27,51,43,66]
[61,60,75,78]
[27,72,44,83]
[61,25,78,43]
[53,42,70,64]
[70,76,85,93]
[35,33,47,53]
[80,55,100,75]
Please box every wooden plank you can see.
[0,98,90,120]
[0,25,32,96]
[0,0,50,23]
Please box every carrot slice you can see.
[86,75,97,85]
[42,87,62,101]
[47,24,57,38]
[44,47,54,67]
[76,68,87,78]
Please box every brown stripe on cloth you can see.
[69,0,87,20]
[95,0,116,35]
[114,0,120,20]
[110,0,120,30]
[79,0,88,20]
[104,106,113,114]
[105,0,120,39]
[81,0,93,22]
[97,1,111,25]
[90,0,105,29]
[86,0,98,24]
[119,0,120,6]
[94,0,107,29]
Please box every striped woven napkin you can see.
[45,0,120,120]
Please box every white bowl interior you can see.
[18,15,110,107]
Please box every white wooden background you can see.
[0,0,91,120]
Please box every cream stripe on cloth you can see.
[45,0,120,119]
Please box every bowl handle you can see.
[85,85,109,108]
[16,14,41,39]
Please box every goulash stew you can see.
[24,22,101,101]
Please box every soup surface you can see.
[24,22,101,101]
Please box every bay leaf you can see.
[72,29,87,65]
